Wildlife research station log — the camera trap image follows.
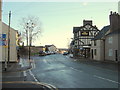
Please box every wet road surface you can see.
[30,54,119,88]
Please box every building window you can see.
[74,33,77,38]
[109,49,113,56]
[94,49,96,55]
[108,37,113,44]
[94,40,96,46]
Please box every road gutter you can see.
[28,60,58,90]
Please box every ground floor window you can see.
[109,49,113,56]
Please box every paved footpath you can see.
[1,58,57,90]
[72,56,120,71]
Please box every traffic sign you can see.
[0,34,7,46]
[2,34,6,38]
[0,34,6,38]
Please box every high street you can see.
[30,54,119,88]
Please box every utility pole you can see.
[8,11,11,63]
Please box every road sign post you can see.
[0,34,7,71]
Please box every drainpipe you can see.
[103,39,105,61]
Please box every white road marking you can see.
[29,70,38,82]
[20,59,27,77]
[31,59,35,69]
[94,75,120,84]
[23,71,27,77]
[19,58,22,65]
[43,59,48,64]
[60,70,66,72]
[66,56,69,58]
[33,59,36,68]
[70,67,83,72]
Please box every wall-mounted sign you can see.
[0,40,7,46]
[0,34,7,46]
[0,34,6,38]
[81,31,89,36]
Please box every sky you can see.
[2,1,118,48]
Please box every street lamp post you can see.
[26,22,34,66]
[8,11,11,64]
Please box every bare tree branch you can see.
[19,16,42,46]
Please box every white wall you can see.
[48,45,57,52]
[91,40,104,61]
[0,1,2,89]
[0,20,2,62]
[105,34,119,61]
[1,22,17,62]
[0,0,2,61]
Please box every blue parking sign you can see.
[0,34,7,46]
[2,34,6,38]
[0,34,6,39]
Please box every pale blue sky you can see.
[2,2,118,48]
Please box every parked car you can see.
[46,51,51,55]
[69,54,73,58]
[50,51,53,54]
[63,52,68,55]
[53,51,57,54]
[39,51,46,56]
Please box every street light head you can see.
[31,23,34,28]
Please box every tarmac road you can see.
[30,54,119,88]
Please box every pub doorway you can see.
[79,48,90,58]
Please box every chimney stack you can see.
[109,11,120,32]
[83,20,92,26]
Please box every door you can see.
[91,49,93,59]
[115,50,118,61]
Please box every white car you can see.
[69,54,73,58]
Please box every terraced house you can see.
[91,11,120,62]
[0,0,2,62]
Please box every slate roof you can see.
[105,29,120,36]
[73,24,99,33]
[92,25,110,40]
[73,27,80,33]
[45,45,55,47]
[70,41,74,46]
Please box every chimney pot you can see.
[110,11,112,14]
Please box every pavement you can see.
[72,56,119,72]
[1,58,58,90]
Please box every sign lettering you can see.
[81,31,89,36]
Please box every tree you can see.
[20,16,42,46]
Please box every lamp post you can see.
[26,22,34,66]
[8,11,11,64]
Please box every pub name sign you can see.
[81,31,89,36]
